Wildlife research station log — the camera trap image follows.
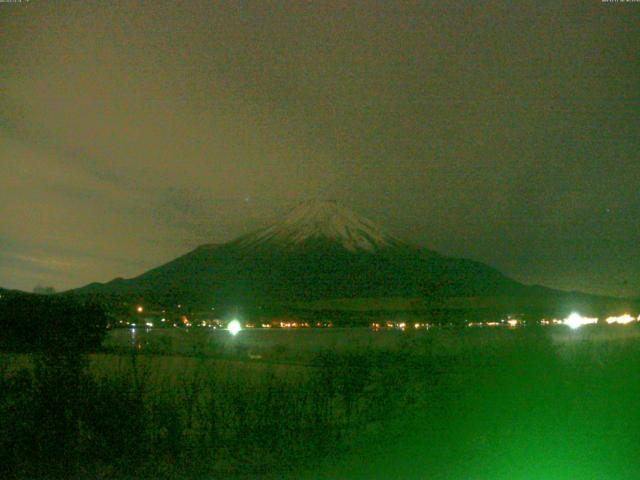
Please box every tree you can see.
[33,285,57,295]
[0,294,109,353]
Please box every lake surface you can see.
[103,324,640,362]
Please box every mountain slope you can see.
[71,201,636,317]
[73,201,523,306]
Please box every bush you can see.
[0,295,109,354]
[0,353,346,479]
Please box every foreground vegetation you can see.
[2,297,640,479]
[0,343,432,479]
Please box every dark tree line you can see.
[0,294,108,354]
[0,294,111,479]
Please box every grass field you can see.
[2,324,640,479]
[300,325,640,480]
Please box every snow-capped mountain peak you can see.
[236,200,399,252]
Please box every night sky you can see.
[1,1,638,297]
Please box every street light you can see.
[228,319,242,336]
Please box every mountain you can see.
[233,200,401,252]
[70,201,637,319]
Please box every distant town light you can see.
[606,314,635,325]
[228,319,242,336]
[136,306,143,313]
[564,312,598,329]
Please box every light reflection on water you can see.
[108,326,408,358]
[104,324,640,360]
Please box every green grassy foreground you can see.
[2,326,640,479]
[301,327,640,480]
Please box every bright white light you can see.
[564,312,598,329]
[228,319,242,336]
[606,314,635,325]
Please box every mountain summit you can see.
[235,200,400,252]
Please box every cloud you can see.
[0,1,638,296]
